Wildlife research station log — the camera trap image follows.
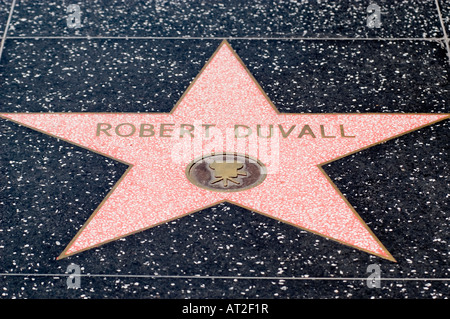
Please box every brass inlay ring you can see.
[186,153,267,192]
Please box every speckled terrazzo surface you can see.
[0,1,11,35]
[440,0,450,35]
[0,0,449,300]
[6,0,445,38]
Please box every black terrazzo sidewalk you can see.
[0,0,449,300]
[0,1,11,35]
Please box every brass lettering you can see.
[139,124,155,137]
[96,123,112,136]
[180,124,195,138]
[202,124,216,138]
[278,124,296,138]
[234,125,252,138]
[115,123,136,137]
[95,123,358,139]
[160,123,175,137]
[340,125,356,138]
[256,124,273,138]
[320,125,336,138]
[298,125,316,138]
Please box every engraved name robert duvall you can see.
[95,123,356,139]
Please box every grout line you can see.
[4,36,446,42]
[435,0,450,65]
[0,273,449,281]
[0,0,16,62]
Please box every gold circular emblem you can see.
[186,153,267,192]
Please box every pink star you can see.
[1,41,448,261]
